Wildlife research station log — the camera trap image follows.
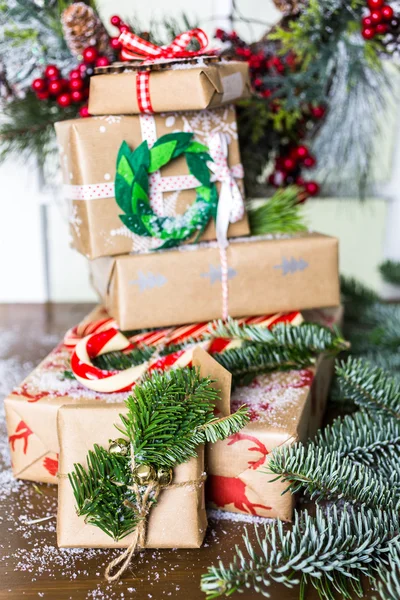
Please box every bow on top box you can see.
[88,29,251,115]
[55,106,250,260]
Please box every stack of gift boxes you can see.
[5,36,342,554]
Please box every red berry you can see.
[36,90,49,100]
[362,16,373,27]
[79,105,90,118]
[57,92,72,108]
[376,22,388,33]
[110,37,122,50]
[83,46,98,63]
[69,77,84,91]
[295,145,309,159]
[110,15,121,27]
[253,77,263,88]
[48,79,64,95]
[262,89,272,98]
[268,173,277,186]
[78,63,87,76]
[370,9,383,23]
[71,90,84,103]
[362,26,376,38]
[119,24,130,33]
[95,56,110,67]
[69,68,81,80]
[32,77,46,92]
[382,5,394,19]
[215,28,224,39]
[44,64,60,80]
[304,156,316,168]
[367,0,384,7]
[305,181,320,196]
[310,105,325,119]
[295,176,305,186]
[283,157,296,171]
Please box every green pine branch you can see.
[210,319,348,355]
[93,346,155,371]
[379,260,400,287]
[377,541,400,600]
[201,505,399,600]
[268,444,400,510]
[336,358,400,420]
[315,412,400,470]
[247,187,308,236]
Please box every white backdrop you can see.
[1,0,397,302]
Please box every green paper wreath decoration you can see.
[115,132,218,250]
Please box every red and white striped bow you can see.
[119,28,211,62]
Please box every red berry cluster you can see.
[269,145,319,200]
[31,45,111,117]
[215,29,324,200]
[361,0,399,39]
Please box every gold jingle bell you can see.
[109,438,130,456]
[132,463,157,486]
[157,467,173,487]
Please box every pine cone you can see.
[62,2,110,58]
[273,0,307,15]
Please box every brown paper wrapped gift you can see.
[207,359,334,521]
[57,348,232,549]
[206,306,343,522]
[89,232,340,330]
[88,60,251,115]
[4,301,231,485]
[55,105,249,260]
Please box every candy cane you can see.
[64,318,117,349]
[71,327,210,393]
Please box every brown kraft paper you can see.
[55,105,249,260]
[88,61,251,115]
[89,232,340,330]
[206,350,339,522]
[57,348,232,549]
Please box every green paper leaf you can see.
[135,165,149,195]
[131,181,149,214]
[149,140,177,173]
[152,132,194,157]
[186,153,211,187]
[131,141,150,174]
[115,173,133,214]
[186,141,209,154]
[116,154,134,187]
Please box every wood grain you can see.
[0,304,373,600]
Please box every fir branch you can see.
[118,368,249,470]
[213,343,315,380]
[336,357,400,420]
[201,505,400,599]
[341,275,380,307]
[247,187,307,235]
[210,319,348,354]
[268,444,400,510]
[315,412,400,470]
[377,541,400,600]
[69,444,139,541]
[93,346,155,371]
[379,260,400,287]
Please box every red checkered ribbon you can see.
[119,28,210,62]
[119,28,211,114]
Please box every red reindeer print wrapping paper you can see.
[206,305,343,522]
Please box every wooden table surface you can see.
[0,304,373,600]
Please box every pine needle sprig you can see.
[268,444,400,510]
[201,505,400,599]
[379,260,400,287]
[117,368,249,470]
[377,541,400,600]
[69,444,139,541]
[93,346,155,371]
[247,186,307,235]
[315,412,400,470]
[209,319,348,354]
[336,358,400,420]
